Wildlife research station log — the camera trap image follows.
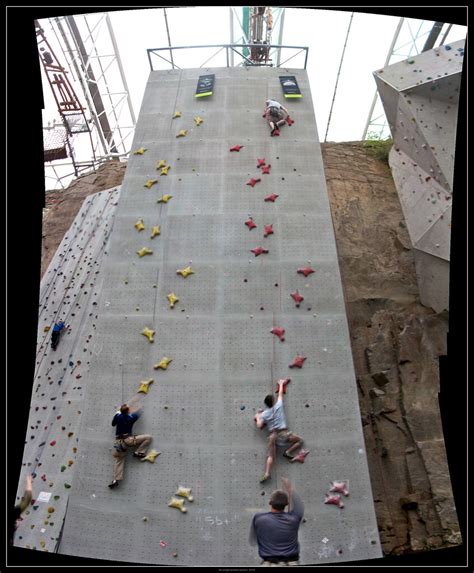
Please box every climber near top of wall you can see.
[263,99,291,136]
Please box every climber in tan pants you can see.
[109,402,152,489]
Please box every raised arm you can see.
[277,379,286,402]
[281,477,304,518]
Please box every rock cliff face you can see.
[322,141,460,555]
[41,144,460,555]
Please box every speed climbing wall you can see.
[18,67,382,565]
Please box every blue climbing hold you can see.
[445,45,452,51]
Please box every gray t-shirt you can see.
[260,398,287,432]
[249,493,304,560]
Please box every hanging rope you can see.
[324,12,354,142]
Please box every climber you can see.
[249,477,304,565]
[263,99,289,136]
[254,379,305,483]
[51,321,66,350]
[108,401,153,489]
[10,474,33,545]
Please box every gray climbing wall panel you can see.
[374,39,465,311]
[31,67,381,565]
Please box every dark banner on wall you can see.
[279,75,302,98]
[195,74,215,98]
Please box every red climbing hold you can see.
[264,193,279,202]
[246,177,261,188]
[261,164,271,175]
[275,378,291,394]
[271,129,280,137]
[245,218,257,230]
[251,247,269,257]
[270,327,285,341]
[330,481,349,496]
[289,354,306,368]
[286,116,295,126]
[291,291,304,306]
[325,493,344,508]
[50,440,56,446]
[257,158,266,168]
[297,267,315,277]
[230,145,243,152]
[263,224,273,237]
[290,449,310,463]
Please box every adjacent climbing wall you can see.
[374,39,465,312]
[22,67,382,565]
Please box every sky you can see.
[37,6,467,190]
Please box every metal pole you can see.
[361,17,404,140]
[422,21,444,52]
[163,8,175,69]
[229,7,234,66]
[277,8,285,67]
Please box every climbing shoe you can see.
[133,451,146,459]
[283,451,294,460]
[108,480,119,489]
[271,128,280,137]
[259,473,271,483]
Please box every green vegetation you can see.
[363,132,393,164]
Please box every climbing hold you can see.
[251,247,269,257]
[167,292,179,308]
[64,483,71,489]
[157,194,173,203]
[172,111,181,118]
[176,486,194,501]
[44,326,51,332]
[159,540,167,547]
[264,193,279,202]
[324,493,344,508]
[154,357,172,370]
[156,159,167,169]
[275,378,291,394]
[140,450,161,463]
[291,291,304,307]
[144,179,158,189]
[290,449,310,463]
[133,147,147,155]
[270,327,285,341]
[289,355,306,369]
[271,129,280,137]
[137,247,153,257]
[134,219,145,232]
[261,164,271,175]
[330,481,349,496]
[50,440,56,446]
[257,158,266,168]
[47,507,55,513]
[176,130,187,138]
[229,145,243,152]
[60,465,66,473]
[150,226,161,238]
[168,497,187,513]
[286,116,295,126]
[176,266,194,278]
[263,224,273,237]
[245,217,257,230]
[160,165,170,176]
[142,327,155,343]
[194,116,204,126]
[297,267,315,277]
[67,432,74,438]
[246,177,261,188]
[138,378,154,394]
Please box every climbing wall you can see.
[26,67,381,565]
[13,186,120,551]
[374,39,465,312]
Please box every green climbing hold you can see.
[60,465,66,472]
[64,483,71,489]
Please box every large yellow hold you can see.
[142,327,155,343]
[154,357,172,370]
[137,247,153,257]
[144,179,158,189]
[140,449,161,463]
[150,226,161,238]
[176,266,194,278]
[167,292,179,308]
[157,194,173,204]
[168,497,187,513]
[176,486,194,502]
[138,378,154,393]
[134,219,145,231]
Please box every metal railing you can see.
[147,43,309,71]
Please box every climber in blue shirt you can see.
[51,321,66,350]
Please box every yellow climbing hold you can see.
[134,219,145,231]
[172,111,182,119]
[157,194,173,204]
[194,116,204,126]
[47,507,55,513]
[176,486,194,502]
[140,449,161,463]
[160,165,170,176]
[44,326,51,332]
[142,327,155,343]
[154,357,172,370]
[138,378,154,394]
[176,130,187,138]
[167,292,179,308]
[156,159,167,169]
[134,147,147,155]
[144,179,158,189]
[150,226,161,238]
[176,266,194,278]
[137,247,153,257]
[40,540,46,548]
[168,497,187,513]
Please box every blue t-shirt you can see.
[53,322,65,333]
[249,493,304,560]
[260,398,287,432]
[112,412,139,436]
